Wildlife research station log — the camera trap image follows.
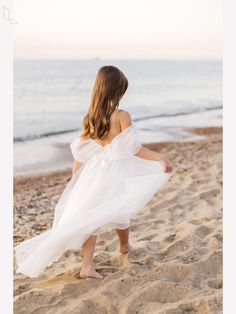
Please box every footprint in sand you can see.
[208,278,223,289]
[123,280,193,314]
[194,225,213,239]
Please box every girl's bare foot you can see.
[119,243,132,254]
[80,266,103,279]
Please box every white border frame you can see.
[223,0,236,313]
[0,0,233,312]
[0,0,13,313]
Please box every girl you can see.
[14,66,174,279]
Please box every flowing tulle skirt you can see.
[14,155,173,277]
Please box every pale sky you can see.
[14,0,222,60]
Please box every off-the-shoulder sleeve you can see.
[125,124,142,155]
[70,138,99,163]
[111,123,142,159]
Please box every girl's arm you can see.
[135,147,173,173]
[72,127,85,176]
[72,160,82,176]
[119,110,173,173]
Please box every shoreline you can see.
[14,126,222,179]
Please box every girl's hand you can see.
[135,146,174,173]
[160,158,173,173]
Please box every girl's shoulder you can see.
[115,108,131,119]
[116,109,132,127]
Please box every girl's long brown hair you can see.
[81,66,128,140]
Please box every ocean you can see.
[14,60,222,175]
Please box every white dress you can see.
[14,123,174,278]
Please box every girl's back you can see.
[90,109,123,146]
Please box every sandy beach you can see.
[13,127,222,314]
